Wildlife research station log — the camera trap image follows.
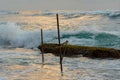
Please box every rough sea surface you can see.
[0,10,120,80]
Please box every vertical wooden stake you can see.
[41,29,44,64]
[56,14,63,74]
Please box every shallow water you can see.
[0,48,120,80]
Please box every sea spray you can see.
[0,10,120,80]
[0,22,41,48]
[0,10,120,49]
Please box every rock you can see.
[38,43,120,59]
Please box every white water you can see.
[0,10,120,49]
[0,10,120,80]
[0,48,120,80]
[0,22,41,48]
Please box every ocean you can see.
[0,10,120,80]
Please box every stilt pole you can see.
[56,14,63,74]
[41,29,44,64]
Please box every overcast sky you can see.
[0,0,119,11]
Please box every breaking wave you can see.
[0,22,40,48]
[0,10,120,49]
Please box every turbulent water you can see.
[0,10,120,80]
[0,10,120,49]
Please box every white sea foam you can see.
[0,48,120,80]
[0,20,120,49]
[0,22,41,48]
[0,10,120,80]
[0,10,120,49]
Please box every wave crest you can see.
[0,22,40,48]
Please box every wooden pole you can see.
[41,29,44,63]
[56,14,63,73]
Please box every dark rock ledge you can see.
[38,43,120,59]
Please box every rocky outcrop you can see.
[38,43,120,59]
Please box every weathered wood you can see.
[56,14,63,73]
[41,29,44,63]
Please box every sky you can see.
[0,0,120,11]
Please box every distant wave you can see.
[0,11,19,15]
[41,10,120,19]
[1,10,119,18]
[0,10,120,49]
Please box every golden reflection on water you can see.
[0,49,68,80]
[0,11,103,31]
[0,48,120,80]
[6,64,68,80]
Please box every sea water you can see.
[0,10,120,80]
